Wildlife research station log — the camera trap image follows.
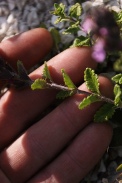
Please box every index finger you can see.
[0,28,53,70]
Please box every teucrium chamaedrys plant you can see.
[31,62,122,123]
[0,2,122,175]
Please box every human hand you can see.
[0,28,113,183]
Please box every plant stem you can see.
[46,82,115,105]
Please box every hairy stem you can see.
[46,82,115,105]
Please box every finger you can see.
[27,123,112,183]
[0,76,113,183]
[0,47,96,150]
[0,28,53,69]
[0,28,53,88]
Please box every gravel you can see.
[0,0,122,183]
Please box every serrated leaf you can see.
[114,84,122,106]
[112,73,122,84]
[50,28,61,50]
[113,10,122,27]
[51,3,65,17]
[71,35,90,47]
[63,22,80,34]
[116,164,122,172]
[78,94,100,110]
[54,17,62,24]
[43,62,52,81]
[94,103,116,122]
[31,79,47,90]
[61,69,76,89]
[84,68,100,94]
[56,90,74,99]
[69,3,82,19]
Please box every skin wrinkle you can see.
[0,47,97,151]
[0,76,113,183]
[0,28,114,183]
[27,123,112,183]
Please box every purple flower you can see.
[82,18,96,33]
[92,39,106,62]
[81,7,121,62]
[99,27,108,36]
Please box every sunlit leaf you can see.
[112,73,122,84]
[69,3,82,19]
[51,3,65,17]
[116,164,122,172]
[43,62,52,81]
[71,35,90,47]
[114,84,122,106]
[61,69,76,89]
[79,94,100,110]
[63,22,80,34]
[84,68,100,94]
[31,79,47,90]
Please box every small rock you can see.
[7,13,15,24]
[0,21,9,34]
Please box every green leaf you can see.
[112,10,122,28]
[84,68,100,94]
[51,3,65,18]
[112,73,122,84]
[61,69,76,89]
[78,94,100,110]
[63,22,80,34]
[69,3,82,19]
[43,62,52,81]
[114,84,122,106]
[56,90,74,99]
[50,28,61,51]
[31,79,47,90]
[116,164,122,172]
[54,17,62,24]
[71,35,90,47]
[113,52,122,72]
[17,60,30,81]
[94,103,116,122]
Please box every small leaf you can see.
[0,58,32,88]
[56,90,74,99]
[84,68,100,94]
[61,69,76,89]
[69,3,82,19]
[71,35,90,47]
[17,61,30,81]
[31,79,47,90]
[43,62,52,81]
[116,164,122,172]
[50,28,61,47]
[51,3,65,18]
[112,73,122,84]
[94,103,116,122]
[113,10,122,27]
[78,94,100,110]
[63,22,80,34]
[114,84,122,106]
